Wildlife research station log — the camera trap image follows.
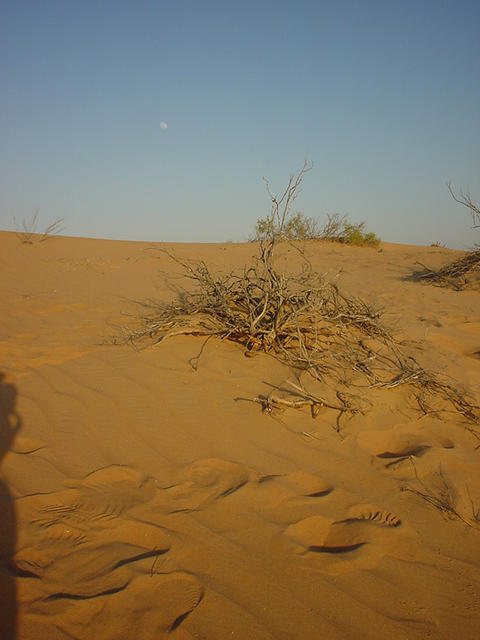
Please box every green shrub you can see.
[250,211,319,242]
[284,212,320,240]
[250,211,380,247]
[341,222,380,247]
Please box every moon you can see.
[160,121,168,129]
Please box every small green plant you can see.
[340,221,381,247]
[250,211,320,242]
[285,212,320,240]
[250,210,380,247]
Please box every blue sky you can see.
[1,0,479,247]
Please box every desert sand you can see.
[1,229,479,639]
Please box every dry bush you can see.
[14,210,64,244]
[403,464,479,528]
[414,248,480,290]
[413,183,480,290]
[116,162,479,428]
[319,213,348,240]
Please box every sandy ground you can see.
[0,230,479,639]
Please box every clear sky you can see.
[1,0,479,248]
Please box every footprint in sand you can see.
[24,572,204,640]
[250,471,334,524]
[345,503,401,526]
[357,425,457,473]
[256,470,333,499]
[285,504,401,555]
[15,465,171,602]
[188,458,250,497]
[266,471,334,498]
[357,428,429,460]
[157,458,250,513]
[11,436,47,454]
[16,458,251,602]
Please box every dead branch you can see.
[447,181,480,228]
[41,217,65,241]
[403,463,478,528]
[14,211,65,244]
[262,159,313,243]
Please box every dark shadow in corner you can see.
[0,371,21,640]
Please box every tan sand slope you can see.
[0,230,479,639]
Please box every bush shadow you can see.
[0,372,21,639]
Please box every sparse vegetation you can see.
[318,212,348,241]
[447,181,480,229]
[414,248,480,290]
[14,210,64,244]
[250,211,320,242]
[340,220,380,247]
[413,183,480,290]
[403,463,479,528]
[250,210,380,247]
[116,161,479,430]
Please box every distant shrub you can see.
[318,213,348,241]
[14,210,64,244]
[250,211,380,247]
[250,211,320,242]
[340,221,381,247]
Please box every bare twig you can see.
[14,210,65,244]
[41,217,65,241]
[447,181,480,229]
[403,462,478,528]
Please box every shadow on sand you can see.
[0,372,21,639]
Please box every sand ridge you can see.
[1,230,480,639]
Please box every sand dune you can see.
[1,230,479,639]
